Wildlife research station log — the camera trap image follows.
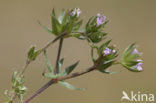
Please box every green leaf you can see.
[121,43,143,72]
[52,8,56,17]
[98,40,111,55]
[58,58,64,73]
[61,61,79,76]
[122,64,142,72]
[44,73,58,78]
[99,69,120,74]
[86,17,94,31]
[12,71,18,83]
[44,51,53,73]
[27,46,40,61]
[51,9,62,35]
[125,60,139,67]
[122,43,136,58]
[38,21,52,34]
[32,50,41,60]
[28,46,35,60]
[88,31,107,43]
[98,59,115,70]
[58,9,65,24]
[58,81,84,90]
[73,19,83,31]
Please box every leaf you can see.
[58,81,84,90]
[27,46,40,61]
[51,9,62,35]
[58,58,64,72]
[73,19,83,31]
[44,51,53,73]
[28,46,35,60]
[86,17,94,31]
[38,21,52,34]
[58,9,65,24]
[122,64,142,72]
[121,43,143,72]
[122,43,136,58]
[32,50,41,60]
[52,8,56,17]
[12,71,18,83]
[61,61,79,76]
[98,59,115,70]
[99,69,120,74]
[44,73,58,79]
[125,60,139,67]
[98,40,111,55]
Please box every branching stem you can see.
[23,56,103,103]
[9,32,67,103]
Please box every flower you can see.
[103,47,111,56]
[133,60,143,71]
[131,48,139,54]
[70,8,81,17]
[96,13,106,27]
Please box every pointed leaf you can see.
[44,51,53,73]
[44,73,58,79]
[61,61,79,76]
[122,64,142,72]
[32,50,41,60]
[58,9,65,24]
[38,21,52,34]
[28,46,35,60]
[52,8,56,17]
[58,81,84,90]
[98,40,111,55]
[58,58,64,72]
[122,43,136,58]
[51,9,62,35]
[99,69,120,74]
[73,19,83,31]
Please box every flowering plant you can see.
[4,8,143,103]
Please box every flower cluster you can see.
[96,13,106,27]
[103,47,116,56]
[85,13,107,43]
[131,49,143,71]
[121,44,143,72]
[70,8,81,17]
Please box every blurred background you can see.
[0,0,156,103]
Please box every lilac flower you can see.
[103,47,111,56]
[131,48,139,54]
[133,59,143,71]
[70,8,81,17]
[96,13,106,27]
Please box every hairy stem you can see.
[54,38,64,74]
